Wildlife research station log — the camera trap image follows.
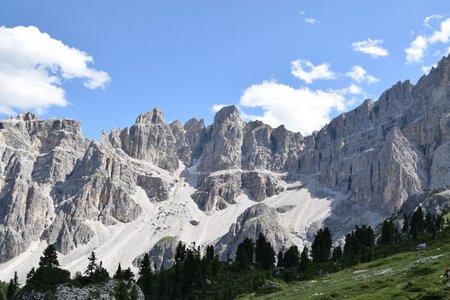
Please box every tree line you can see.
[3,205,449,299]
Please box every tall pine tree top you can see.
[39,244,60,269]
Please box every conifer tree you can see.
[85,252,98,277]
[283,245,299,268]
[311,227,332,263]
[299,246,311,270]
[138,253,153,297]
[379,220,396,245]
[235,242,251,270]
[255,233,267,265]
[114,263,124,280]
[26,267,35,284]
[174,241,186,263]
[277,251,284,268]
[39,244,59,269]
[332,246,343,263]
[410,206,425,240]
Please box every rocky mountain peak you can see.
[135,107,164,124]
[213,105,241,124]
[16,112,38,121]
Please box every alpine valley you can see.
[2,54,450,284]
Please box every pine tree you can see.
[255,233,267,265]
[242,238,255,264]
[299,246,311,270]
[260,241,276,270]
[235,242,251,270]
[379,220,395,245]
[205,245,215,262]
[114,263,124,280]
[175,241,186,263]
[332,246,343,263]
[115,281,129,300]
[425,212,437,237]
[283,246,299,268]
[130,285,139,300]
[138,253,153,297]
[39,244,59,269]
[277,251,284,268]
[6,280,14,300]
[410,207,425,240]
[311,227,332,263]
[26,267,35,284]
[85,252,98,277]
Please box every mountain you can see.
[2,55,450,282]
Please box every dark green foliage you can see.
[332,246,343,263]
[277,251,284,267]
[411,206,425,240]
[114,281,129,300]
[130,285,139,300]
[114,263,124,280]
[6,273,18,300]
[379,220,396,245]
[39,244,59,269]
[343,225,375,264]
[85,252,98,277]
[425,212,436,237]
[175,241,186,263]
[235,242,252,271]
[283,246,299,268]
[235,238,255,270]
[137,253,153,297]
[299,246,311,270]
[311,227,332,263]
[254,234,275,270]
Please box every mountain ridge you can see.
[1,55,450,282]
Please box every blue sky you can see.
[0,1,449,139]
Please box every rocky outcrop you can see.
[18,280,144,300]
[214,203,291,260]
[134,236,179,270]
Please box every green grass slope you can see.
[241,239,450,299]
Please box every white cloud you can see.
[424,14,443,28]
[405,35,427,63]
[406,18,450,63]
[238,80,356,135]
[0,25,110,115]
[304,18,319,25]
[345,65,379,84]
[351,39,389,58]
[290,59,336,84]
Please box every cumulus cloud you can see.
[406,18,450,63]
[290,59,336,84]
[237,80,358,134]
[346,65,379,84]
[304,18,319,25]
[352,39,389,58]
[0,25,110,115]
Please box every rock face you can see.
[2,55,450,280]
[17,280,144,300]
[214,203,291,260]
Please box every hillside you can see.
[242,234,450,299]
